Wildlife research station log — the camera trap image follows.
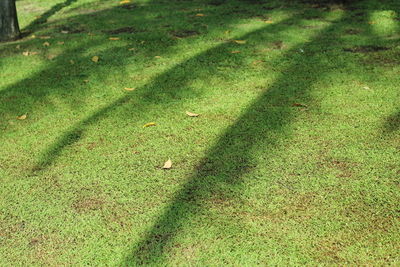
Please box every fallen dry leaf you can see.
[264,20,274,24]
[234,40,246,44]
[162,159,172,169]
[61,30,69,34]
[22,51,39,56]
[43,42,50,47]
[39,36,51,40]
[252,60,264,65]
[272,41,284,49]
[91,56,99,63]
[47,54,56,60]
[109,37,120,40]
[292,103,308,108]
[124,87,135,91]
[120,0,130,4]
[195,13,205,17]
[17,114,27,120]
[186,111,199,117]
[143,122,156,128]
[230,50,241,54]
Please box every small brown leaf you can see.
[234,40,246,44]
[109,37,120,41]
[22,51,39,56]
[264,20,274,24]
[195,13,205,17]
[43,42,50,47]
[272,41,284,49]
[186,111,199,117]
[292,103,308,108]
[120,0,130,4]
[61,30,69,34]
[124,87,135,91]
[143,122,156,128]
[39,36,51,40]
[252,60,264,65]
[162,159,172,169]
[17,114,27,120]
[91,56,99,63]
[47,54,56,60]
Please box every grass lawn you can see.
[0,0,399,265]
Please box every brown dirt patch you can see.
[103,26,138,34]
[343,45,390,53]
[72,196,105,213]
[170,30,199,38]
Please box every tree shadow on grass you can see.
[1,0,398,263]
[22,0,79,34]
[383,110,400,134]
[120,0,400,264]
[23,0,391,173]
[0,0,283,125]
[29,12,303,172]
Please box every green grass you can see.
[0,0,399,265]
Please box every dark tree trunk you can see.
[0,0,21,42]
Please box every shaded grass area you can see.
[0,0,399,265]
